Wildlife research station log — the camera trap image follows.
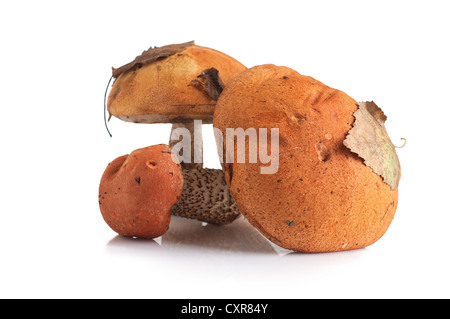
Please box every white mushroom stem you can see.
[169,121,240,225]
[169,121,203,170]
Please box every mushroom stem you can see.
[168,121,240,225]
[169,121,203,170]
[171,167,240,225]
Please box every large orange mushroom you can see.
[213,64,401,252]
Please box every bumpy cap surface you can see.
[213,64,399,252]
[99,144,183,239]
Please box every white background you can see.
[1,0,449,299]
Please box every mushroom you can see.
[213,64,400,252]
[99,144,183,239]
[106,41,246,225]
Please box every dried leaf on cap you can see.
[112,41,195,78]
[343,101,401,190]
[190,67,225,101]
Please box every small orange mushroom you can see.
[99,144,183,239]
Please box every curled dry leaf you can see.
[112,41,195,78]
[343,101,401,190]
[190,67,225,101]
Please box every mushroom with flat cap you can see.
[106,41,246,225]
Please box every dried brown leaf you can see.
[189,67,225,101]
[112,41,195,78]
[343,101,401,190]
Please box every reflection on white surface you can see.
[107,216,292,256]
[105,215,371,268]
[161,216,289,255]
[104,215,373,298]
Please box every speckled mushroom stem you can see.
[168,122,241,225]
[171,167,241,225]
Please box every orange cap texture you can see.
[107,42,247,124]
[99,144,183,239]
[213,64,399,252]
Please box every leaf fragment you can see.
[189,67,225,101]
[112,41,195,78]
[343,101,401,190]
